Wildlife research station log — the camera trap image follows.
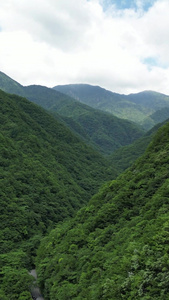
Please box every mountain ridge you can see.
[54,83,169,127]
[0,71,144,155]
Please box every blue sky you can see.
[102,0,157,11]
[0,0,169,95]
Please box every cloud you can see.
[0,0,169,94]
[0,0,100,51]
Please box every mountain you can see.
[54,84,169,128]
[20,85,144,155]
[36,120,169,300]
[0,71,24,95]
[0,89,118,299]
[50,103,144,155]
[109,119,168,173]
[0,72,144,155]
[54,83,148,123]
[126,90,169,109]
[141,107,169,130]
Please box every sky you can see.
[0,0,169,95]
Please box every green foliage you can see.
[0,249,33,299]
[0,89,116,245]
[109,134,151,173]
[0,89,117,298]
[1,267,33,300]
[36,121,169,299]
[2,72,169,299]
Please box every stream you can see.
[29,269,44,300]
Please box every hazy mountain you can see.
[141,106,169,130]
[54,84,169,127]
[0,71,143,155]
[54,83,147,123]
[0,71,24,95]
[126,90,169,109]
[36,120,169,300]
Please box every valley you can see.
[0,71,169,299]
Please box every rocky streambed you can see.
[29,269,44,300]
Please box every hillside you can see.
[54,83,147,123]
[141,107,169,130]
[0,89,117,299]
[0,71,24,95]
[54,84,169,127]
[0,72,144,155]
[126,90,169,109]
[50,102,143,155]
[36,121,169,300]
[109,120,168,173]
[21,85,144,155]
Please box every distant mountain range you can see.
[54,84,169,129]
[0,71,144,155]
[1,71,169,156]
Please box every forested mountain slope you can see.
[54,84,169,127]
[36,121,169,300]
[0,89,117,299]
[54,83,147,123]
[20,85,144,155]
[141,107,169,130]
[109,119,169,173]
[0,71,24,95]
[0,71,143,155]
[51,103,143,155]
[126,90,169,109]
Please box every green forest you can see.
[36,122,169,300]
[0,89,117,299]
[1,74,169,300]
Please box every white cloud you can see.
[0,0,99,51]
[0,0,169,94]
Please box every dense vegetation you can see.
[51,105,143,155]
[22,85,144,155]
[54,84,169,127]
[141,107,169,130]
[0,89,117,299]
[36,121,169,300]
[0,72,144,155]
[1,71,169,299]
[109,120,168,173]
